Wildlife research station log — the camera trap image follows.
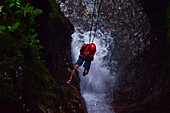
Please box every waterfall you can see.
[60,0,116,112]
[71,30,115,113]
[60,0,150,112]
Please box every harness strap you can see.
[81,44,89,56]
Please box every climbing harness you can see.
[89,0,102,44]
[80,44,89,56]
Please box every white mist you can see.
[71,29,115,113]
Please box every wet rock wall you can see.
[113,0,170,113]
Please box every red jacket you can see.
[80,44,96,60]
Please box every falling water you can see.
[60,0,116,112]
[60,0,150,112]
[71,30,115,113]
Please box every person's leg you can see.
[70,64,79,79]
[67,57,84,84]
[83,60,91,76]
[67,64,80,84]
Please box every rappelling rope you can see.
[89,0,97,44]
[89,0,102,44]
[92,0,102,43]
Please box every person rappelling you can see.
[67,43,96,84]
[67,0,102,84]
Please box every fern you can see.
[23,4,43,17]
[33,9,43,16]
[9,0,21,8]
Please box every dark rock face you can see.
[142,0,168,45]
[31,0,80,90]
[113,0,170,113]
[31,0,87,112]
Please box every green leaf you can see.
[16,2,20,6]
[24,4,29,17]
[38,45,43,49]
[10,3,15,7]
[35,40,40,43]
[8,22,20,32]
[31,16,35,19]
[17,51,22,57]
[0,30,3,34]
[0,26,6,30]
[8,26,12,32]
[30,16,35,22]
[24,11,26,17]
[41,60,45,63]
[16,5,20,8]
[15,10,22,14]
[0,6,3,12]
[28,6,34,15]
[11,22,20,30]
[30,34,37,39]
[33,9,43,15]
[29,42,33,46]
[30,28,35,32]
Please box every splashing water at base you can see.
[71,29,115,113]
